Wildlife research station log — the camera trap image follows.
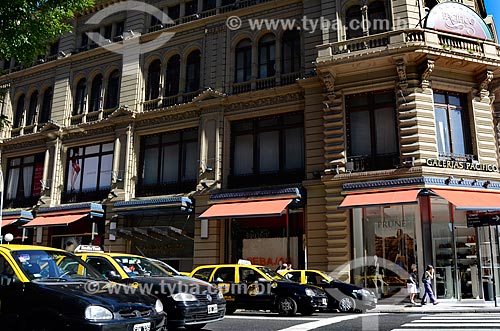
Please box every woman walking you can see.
[421,265,439,305]
[407,264,418,305]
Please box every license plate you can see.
[133,322,151,331]
[322,298,327,305]
[208,304,218,314]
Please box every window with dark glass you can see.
[425,0,438,10]
[145,59,161,101]
[185,50,201,93]
[235,39,252,83]
[346,91,398,170]
[89,74,103,112]
[165,55,180,96]
[221,0,236,6]
[185,1,198,16]
[73,78,87,115]
[368,1,389,34]
[138,129,198,195]
[65,142,114,194]
[115,21,125,39]
[346,5,363,39]
[168,5,180,20]
[3,59,11,70]
[258,34,276,78]
[230,112,304,186]
[14,94,25,128]
[282,30,301,74]
[5,153,44,206]
[105,70,120,109]
[80,32,89,49]
[104,24,112,40]
[203,0,216,11]
[26,91,38,126]
[49,41,59,56]
[39,87,53,124]
[433,92,471,158]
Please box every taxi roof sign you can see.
[73,245,103,253]
[237,259,252,265]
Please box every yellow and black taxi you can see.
[0,244,166,331]
[75,247,225,330]
[279,269,377,313]
[189,262,328,316]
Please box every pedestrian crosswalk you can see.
[391,313,500,331]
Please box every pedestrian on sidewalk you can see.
[407,264,419,305]
[421,265,439,305]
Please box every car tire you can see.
[277,296,298,316]
[337,296,356,313]
[185,323,207,330]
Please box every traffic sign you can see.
[467,211,500,227]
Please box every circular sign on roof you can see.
[425,2,493,40]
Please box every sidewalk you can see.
[372,299,500,313]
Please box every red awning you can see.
[338,190,420,209]
[1,220,14,228]
[23,213,87,227]
[199,199,293,219]
[432,189,500,210]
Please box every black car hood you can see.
[29,281,157,311]
[126,275,215,294]
[326,280,362,293]
[275,280,326,296]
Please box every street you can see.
[200,312,500,331]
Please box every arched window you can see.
[258,34,276,78]
[89,74,103,112]
[165,55,180,97]
[105,70,120,109]
[73,78,87,115]
[346,5,363,39]
[282,30,301,74]
[369,1,389,35]
[27,91,38,126]
[145,59,161,101]
[14,94,25,128]
[39,87,53,124]
[185,50,201,93]
[235,39,252,83]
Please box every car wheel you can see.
[338,296,356,313]
[185,323,206,330]
[277,296,298,316]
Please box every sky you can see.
[485,0,500,32]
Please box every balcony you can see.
[142,90,201,112]
[61,188,110,204]
[346,154,400,172]
[231,71,302,94]
[228,170,305,189]
[4,196,40,209]
[136,181,197,197]
[317,28,500,64]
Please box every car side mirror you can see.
[105,270,121,281]
[257,277,269,282]
[321,279,330,284]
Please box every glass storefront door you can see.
[478,225,500,303]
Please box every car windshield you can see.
[113,256,171,277]
[149,258,181,276]
[256,266,287,280]
[12,250,104,282]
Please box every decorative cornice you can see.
[395,58,408,89]
[2,138,47,152]
[135,109,201,127]
[37,202,104,215]
[342,177,426,191]
[113,196,192,210]
[318,70,335,94]
[227,92,304,112]
[210,187,302,202]
[63,126,115,141]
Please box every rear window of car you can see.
[192,267,215,281]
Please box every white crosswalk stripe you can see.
[392,313,500,331]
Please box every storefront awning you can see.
[1,220,14,228]
[23,213,88,228]
[432,189,500,211]
[338,190,420,209]
[199,199,293,219]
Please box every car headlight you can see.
[305,288,315,297]
[217,290,224,300]
[155,299,164,313]
[172,293,197,301]
[354,289,371,297]
[85,306,113,321]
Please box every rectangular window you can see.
[185,1,198,16]
[65,143,114,197]
[5,153,44,208]
[346,91,398,171]
[230,112,304,188]
[138,128,198,196]
[433,92,471,159]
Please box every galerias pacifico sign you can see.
[426,159,499,172]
